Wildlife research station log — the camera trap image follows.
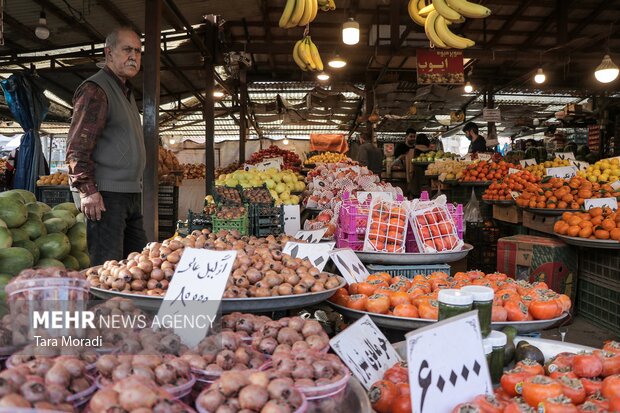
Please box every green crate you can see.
[213,215,249,235]
[577,277,620,336]
[366,264,451,278]
[579,248,620,288]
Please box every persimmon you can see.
[610,228,620,241]
[602,219,616,231]
[579,227,593,238]
[595,229,610,240]
[567,226,580,237]
[590,207,603,217]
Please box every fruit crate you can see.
[467,246,498,275]
[250,204,284,237]
[158,185,179,206]
[36,185,72,207]
[579,248,620,289]
[577,276,620,336]
[366,264,451,278]
[464,221,501,245]
[335,237,364,251]
[338,193,372,235]
[212,213,249,235]
[187,210,212,233]
[241,187,274,206]
[212,185,243,206]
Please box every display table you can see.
[178,179,206,221]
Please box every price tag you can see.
[357,191,393,204]
[330,315,401,390]
[406,311,492,413]
[264,157,283,167]
[461,154,473,161]
[511,191,521,200]
[520,159,537,167]
[282,241,335,271]
[255,159,282,171]
[329,248,370,284]
[508,168,521,175]
[546,166,577,179]
[295,228,328,243]
[157,248,237,347]
[243,163,257,171]
[570,160,589,171]
[477,153,492,161]
[584,197,618,211]
[611,181,620,190]
[555,152,576,160]
[283,205,301,236]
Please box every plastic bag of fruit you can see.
[363,197,410,253]
[409,195,464,253]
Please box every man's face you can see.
[106,30,141,81]
[464,130,473,140]
[406,133,416,145]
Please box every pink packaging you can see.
[363,197,410,253]
[409,195,464,253]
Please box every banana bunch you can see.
[408,0,491,49]
[317,0,336,12]
[293,36,324,72]
[279,0,319,28]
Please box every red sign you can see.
[588,125,600,152]
[416,49,465,85]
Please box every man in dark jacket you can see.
[463,122,487,154]
[357,132,384,175]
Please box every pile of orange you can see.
[330,270,571,321]
[459,160,520,183]
[515,176,619,210]
[367,201,408,253]
[554,207,620,241]
[482,170,540,201]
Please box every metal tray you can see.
[483,199,516,206]
[342,378,372,413]
[90,276,346,313]
[522,207,580,216]
[459,181,493,186]
[443,179,459,185]
[555,234,620,249]
[330,303,569,334]
[412,161,434,165]
[355,243,473,264]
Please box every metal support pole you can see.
[204,15,217,195]
[239,67,247,163]
[143,0,161,242]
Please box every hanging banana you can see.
[446,0,491,18]
[293,36,324,72]
[434,15,475,49]
[424,10,448,49]
[293,39,308,71]
[408,0,427,26]
[431,0,462,22]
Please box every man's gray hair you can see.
[105,27,140,49]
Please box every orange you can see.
[610,228,620,241]
[579,227,593,238]
[602,219,616,231]
[590,207,603,217]
[595,229,610,240]
[567,226,581,237]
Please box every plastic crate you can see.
[467,246,497,275]
[366,264,451,278]
[250,204,284,236]
[158,185,179,206]
[213,215,249,235]
[335,237,364,251]
[338,194,371,235]
[577,277,620,336]
[36,185,72,207]
[213,185,243,205]
[579,248,620,288]
[465,222,501,245]
[187,210,212,233]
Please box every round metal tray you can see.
[342,378,372,413]
[555,234,620,249]
[483,199,516,206]
[355,243,473,265]
[443,179,459,185]
[330,302,569,334]
[459,181,493,186]
[522,207,580,216]
[89,276,346,313]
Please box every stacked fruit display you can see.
[245,146,302,172]
[459,160,519,183]
[425,159,471,181]
[215,169,305,205]
[293,35,324,72]
[367,362,411,413]
[577,157,620,183]
[37,171,69,186]
[482,170,540,202]
[0,190,89,275]
[158,146,182,185]
[182,163,206,179]
[413,150,458,162]
[525,158,572,179]
[304,152,350,165]
[515,177,619,210]
[408,0,491,50]
[554,208,620,241]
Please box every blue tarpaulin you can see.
[0,72,49,193]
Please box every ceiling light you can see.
[328,54,346,69]
[534,68,546,84]
[316,72,330,81]
[35,11,50,40]
[213,90,225,98]
[464,82,473,93]
[342,18,360,45]
[283,138,289,145]
[594,54,619,83]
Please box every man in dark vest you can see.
[66,27,147,266]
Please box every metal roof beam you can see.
[31,0,103,41]
[487,0,534,47]
[3,12,56,48]
[96,0,142,35]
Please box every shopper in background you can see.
[66,27,147,266]
[394,128,416,164]
[413,133,431,157]
[356,131,384,175]
[463,122,487,154]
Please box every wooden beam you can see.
[556,0,568,46]
[569,0,609,38]
[390,0,401,50]
[241,18,258,71]
[31,0,103,41]
[239,68,247,163]
[523,0,575,46]
[260,0,277,77]
[487,0,534,47]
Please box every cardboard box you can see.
[522,212,560,235]
[493,205,522,223]
[497,235,577,299]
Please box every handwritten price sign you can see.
[282,241,335,271]
[570,160,589,171]
[158,248,237,347]
[330,315,401,389]
[546,166,577,179]
[295,228,327,243]
[584,197,618,211]
[520,159,537,167]
[329,248,369,284]
[555,152,576,160]
[477,153,492,161]
[508,168,521,175]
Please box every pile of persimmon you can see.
[459,160,520,183]
[453,340,620,412]
[329,270,571,321]
[515,176,618,210]
[369,362,411,413]
[554,208,620,242]
[366,201,408,253]
[412,206,460,252]
[482,170,540,201]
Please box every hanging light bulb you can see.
[328,54,346,68]
[594,54,619,83]
[342,18,360,45]
[534,68,546,84]
[213,89,225,98]
[316,72,330,81]
[35,11,50,40]
[283,138,289,145]
[464,81,473,93]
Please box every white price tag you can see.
[477,153,492,161]
[283,205,301,236]
[264,157,283,167]
[330,315,401,390]
[157,248,237,347]
[508,168,521,175]
[243,163,257,171]
[520,159,537,167]
[555,152,576,160]
[255,159,282,171]
[584,197,618,211]
[461,154,472,161]
[570,160,589,171]
[282,241,335,271]
[611,181,620,190]
[511,191,521,200]
[546,166,577,179]
[329,248,370,284]
[295,228,327,243]
[357,191,393,204]
[406,312,492,413]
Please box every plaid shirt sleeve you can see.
[66,82,108,196]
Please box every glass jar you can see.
[483,341,493,375]
[461,286,494,337]
[486,331,507,384]
[438,289,473,321]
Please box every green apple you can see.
[275,183,286,194]
[225,178,239,187]
[265,179,276,189]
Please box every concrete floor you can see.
[541,316,619,348]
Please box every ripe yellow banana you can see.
[327,0,336,10]
[279,0,297,28]
[424,10,448,48]
[408,0,426,26]
[446,0,491,18]
[293,40,308,71]
[309,0,318,23]
[308,37,324,71]
[298,0,313,26]
[289,0,306,27]
[419,3,435,17]
[434,15,475,49]
[432,0,462,22]
[418,0,427,8]
[300,38,316,70]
